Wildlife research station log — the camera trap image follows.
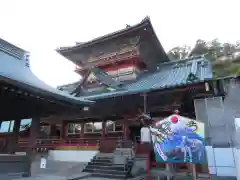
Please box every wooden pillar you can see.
[143,93,147,113]
[81,123,84,138]
[123,119,129,140]
[9,119,21,154]
[60,121,66,139]
[101,120,106,139]
[28,118,40,153]
[25,117,40,177]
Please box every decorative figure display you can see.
[150,114,206,163]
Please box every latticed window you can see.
[93,122,102,132]
[84,122,103,133]
[20,119,31,132]
[106,120,123,132]
[107,66,138,81]
[68,123,82,134]
[41,125,51,135]
[115,120,123,131]
[84,122,93,133]
[0,120,14,133]
[106,120,114,132]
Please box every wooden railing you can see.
[0,136,152,154]
[15,137,123,152]
[75,46,139,71]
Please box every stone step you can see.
[83,168,127,175]
[95,153,114,157]
[82,150,135,179]
[86,164,126,171]
[90,172,127,179]
[175,176,195,180]
[93,156,113,161]
[91,158,112,163]
[88,160,133,167]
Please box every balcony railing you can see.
[75,46,139,72]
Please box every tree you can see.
[167,45,191,61]
[167,38,240,78]
[222,43,236,56]
[190,39,209,57]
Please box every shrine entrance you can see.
[128,124,142,143]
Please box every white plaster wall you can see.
[206,146,237,177]
[48,150,99,162]
[234,148,240,180]
[205,146,216,174]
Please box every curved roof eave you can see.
[56,17,152,54]
[0,59,94,106]
[0,74,94,106]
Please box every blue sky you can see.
[0,0,240,87]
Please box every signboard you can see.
[40,157,46,169]
[150,114,206,164]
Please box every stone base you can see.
[210,175,237,180]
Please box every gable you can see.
[71,67,122,96]
[86,72,97,84]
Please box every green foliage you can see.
[167,45,190,61]
[167,39,240,78]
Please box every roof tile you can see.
[79,57,212,100]
[0,47,93,105]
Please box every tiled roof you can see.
[0,38,28,58]
[57,81,81,93]
[57,17,152,52]
[77,56,212,100]
[0,46,93,105]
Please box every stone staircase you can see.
[83,149,135,179]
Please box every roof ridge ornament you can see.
[141,16,150,22]
[186,72,200,83]
[24,53,30,68]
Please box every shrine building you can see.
[0,17,236,179]
[38,17,216,176]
